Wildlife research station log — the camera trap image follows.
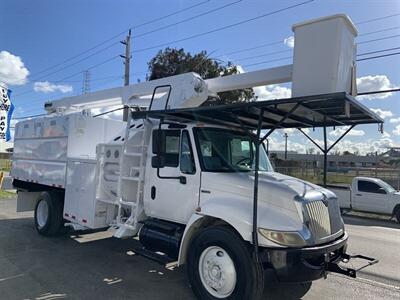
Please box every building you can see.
[270,151,378,170]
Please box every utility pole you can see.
[284,133,288,160]
[120,29,131,121]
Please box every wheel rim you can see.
[198,246,237,298]
[36,200,49,229]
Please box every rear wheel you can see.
[187,226,264,300]
[34,191,65,236]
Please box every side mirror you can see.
[152,155,166,168]
[152,130,165,154]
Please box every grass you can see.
[0,189,16,198]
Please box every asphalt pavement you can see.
[0,198,399,300]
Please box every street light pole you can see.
[284,133,288,160]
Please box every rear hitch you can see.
[325,253,378,278]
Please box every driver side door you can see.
[146,129,200,224]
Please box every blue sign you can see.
[0,86,15,142]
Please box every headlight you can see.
[258,228,307,247]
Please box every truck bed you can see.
[326,185,351,209]
[11,113,125,188]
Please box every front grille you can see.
[304,200,331,241]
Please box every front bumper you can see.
[262,232,377,282]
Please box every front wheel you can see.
[187,226,264,300]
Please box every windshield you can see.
[194,128,273,172]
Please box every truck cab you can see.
[144,122,344,247]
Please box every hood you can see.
[200,171,344,244]
[257,172,335,198]
[201,171,334,202]
[200,171,334,223]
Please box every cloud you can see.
[393,124,400,136]
[254,85,291,100]
[268,135,398,155]
[266,136,307,153]
[329,126,365,137]
[284,36,295,48]
[356,75,398,100]
[0,51,30,86]
[389,117,400,124]
[33,81,73,93]
[370,108,393,119]
[381,131,391,138]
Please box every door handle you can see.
[151,186,156,199]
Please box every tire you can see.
[187,226,264,300]
[34,191,65,236]
[395,207,400,224]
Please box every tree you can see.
[147,48,254,105]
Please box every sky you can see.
[0,0,399,154]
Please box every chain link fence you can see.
[0,159,12,172]
[275,166,400,189]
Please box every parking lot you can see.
[0,197,399,300]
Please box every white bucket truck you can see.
[3,15,381,300]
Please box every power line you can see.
[19,8,400,86]
[356,51,400,61]
[243,56,293,67]
[237,46,400,68]
[14,1,239,93]
[358,34,400,45]
[217,30,400,61]
[359,26,400,37]
[357,46,400,56]
[52,75,123,83]
[133,0,243,39]
[131,0,315,54]
[355,13,400,25]
[229,49,292,62]
[16,0,313,99]
[28,0,237,83]
[27,0,211,79]
[357,88,400,96]
[28,42,120,83]
[14,56,120,97]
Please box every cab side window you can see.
[358,181,386,194]
[152,129,180,167]
[180,131,196,174]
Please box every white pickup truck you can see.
[329,177,400,222]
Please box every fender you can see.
[178,196,303,265]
